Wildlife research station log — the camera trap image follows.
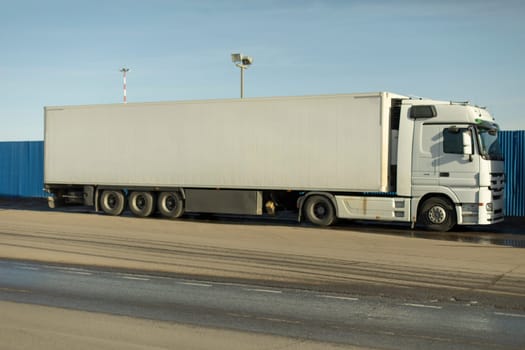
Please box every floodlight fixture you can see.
[241,56,253,65]
[231,53,242,63]
[231,53,253,98]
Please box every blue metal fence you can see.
[500,131,525,216]
[0,141,47,198]
[0,133,524,215]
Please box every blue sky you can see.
[1,0,524,140]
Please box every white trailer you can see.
[44,92,505,231]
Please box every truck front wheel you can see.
[304,195,336,226]
[158,192,184,219]
[418,197,456,232]
[100,190,126,216]
[129,191,155,217]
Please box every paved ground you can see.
[1,301,361,350]
[0,202,524,310]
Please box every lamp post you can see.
[231,53,253,98]
[120,67,130,103]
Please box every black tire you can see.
[157,191,184,219]
[128,191,155,217]
[418,197,456,232]
[100,190,126,216]
[303,195,336,226]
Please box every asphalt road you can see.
[2,260,524,350]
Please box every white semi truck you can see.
[44,92,505,231]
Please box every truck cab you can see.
[397,98,505,230]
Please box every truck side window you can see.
[443,128,463,154]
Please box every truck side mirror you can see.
[462,131,472,154]
[462,130,473,161]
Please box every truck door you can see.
[412,123,479,189]
[438,126,479,188]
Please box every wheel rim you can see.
[313,203,327,219]
[165,195,177,212]
[107,194,117,209]
[428,205,447,224]
[136,195,146,209]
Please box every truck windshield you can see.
[477,126,503,160]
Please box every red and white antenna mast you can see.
[120,67,130,103]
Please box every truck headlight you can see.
[486,203,493,211]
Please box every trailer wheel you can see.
[304,195,336,226]
[418,197,456,232]
[158,192,184,218]
[129,191,155,217]
[100,190,126,216]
